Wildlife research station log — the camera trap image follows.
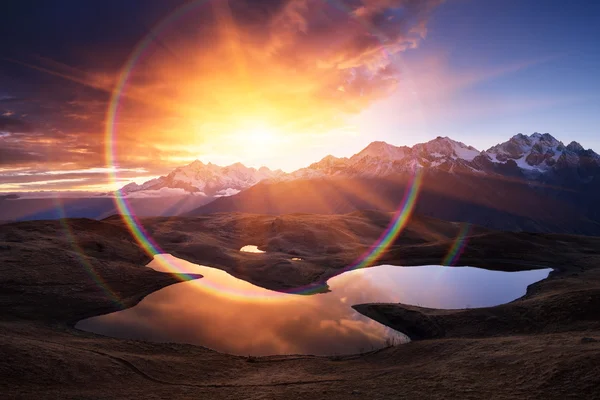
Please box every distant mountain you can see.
[480,133,600,176]
[121,133,600,198]
[0,195,213,221]
[282,137,482,180]
[15,132,599,234]
[188,133,600,235]
[280,133,600,180]
[120,160,286,197]
[119,137,498,196]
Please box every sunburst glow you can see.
[234,123,281,154]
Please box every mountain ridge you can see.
[121,132,599,197]
[120,160,286,197]
[184,132,600,235]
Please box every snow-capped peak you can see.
[483,132,600,172]
[311,155,347,167]
[121,133,600,197]
[485,132,559,170]
[119,177,164,194]
[351,141,410,161]
[120,159,284,197]
[414,136,480,161]
[287,154,350,179]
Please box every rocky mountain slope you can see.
[286,133,599,180]
[187,133,600,235]
[120,160,285,197]
[123,133,600,198]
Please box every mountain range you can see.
[182,132,600,235]
[4,132,600,235]
[120,161,286,197]
[124,132,600,196]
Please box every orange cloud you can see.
[108,0,444,155]
[3,0,444,185]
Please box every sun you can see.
[232,122,283,156]
[245,125,277,146]
[196,119,292,166]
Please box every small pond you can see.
[76,255,551,356]
[240,245,265,253]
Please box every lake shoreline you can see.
[76,256,549,355]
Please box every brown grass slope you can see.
[1,212,600,399]
[188,172,600,235]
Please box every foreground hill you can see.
[1,212,599,398]
[189,171,600,235]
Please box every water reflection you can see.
[329,265,551,309]
[76,255,551,356]
[240,245,265,253]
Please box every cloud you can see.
[0,146,44,164]
[0,0,444,190]
[10,0,443,136]
[0,96,25,103]
[3,191,103,199]
[116,187,199,198]
[0,115,33,133]
[214,188,241,197]
[103,0,444,157]
[0,162,161,191]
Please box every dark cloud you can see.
[0,115,33,133]
[0,170,154,185]
[0,1,189,69]
[2,178,93,191]
[0,146,44,165]
[0,96,26,103]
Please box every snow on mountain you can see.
[284,133,600,181]
[288,155,350,179]
[413,136,480,161]
[288,136,483,179]
[351,141,410,161]
[121,133,600,196]
[483,132,600,172]
[120,160,285,197]
[120,177,167,194]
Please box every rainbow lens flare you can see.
[98,0,426,301]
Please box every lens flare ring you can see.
[52,198,125,307]
[101,0,425,302]
[441,223,472,267]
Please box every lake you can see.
[76,254,551,356]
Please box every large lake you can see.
[76,254,551,356]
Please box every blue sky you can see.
[349,0,600,153]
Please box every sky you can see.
[1,0,599,191]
